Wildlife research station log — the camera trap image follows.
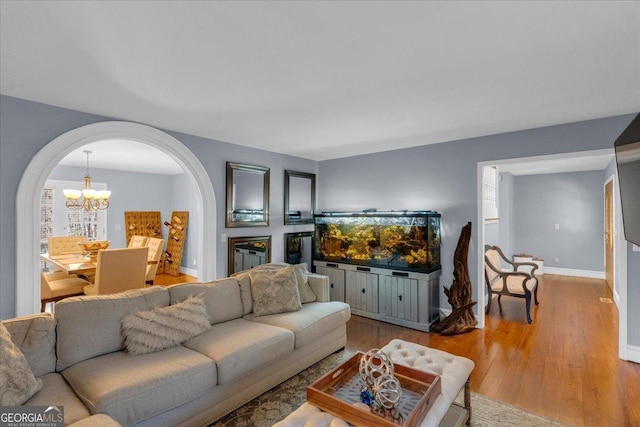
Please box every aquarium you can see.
[313,211,441,273]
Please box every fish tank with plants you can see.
[313,210,441,273]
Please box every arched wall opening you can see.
[16,121,216,315]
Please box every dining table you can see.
[40,253,97,275]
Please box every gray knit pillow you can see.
[121,294,210,355]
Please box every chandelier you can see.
[63,150,111,211]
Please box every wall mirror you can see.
[285,231,313,267]
[227,235,272,275]
[226,162,270,227]
[284,170,316,225]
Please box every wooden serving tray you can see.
[307,352,441,427]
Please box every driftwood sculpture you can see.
[431,222,478,335]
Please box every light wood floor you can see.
[153,272,198,286]
[345,274,640,427]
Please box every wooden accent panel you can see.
[345,274,640,427]
[124,211,162,244]
[163,211,188,276]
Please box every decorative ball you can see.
[359,349,395,389]
[372,373,402,409]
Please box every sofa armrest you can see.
[307,274,330,302]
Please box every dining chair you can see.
[84,247,149,295]
[145,237,165,285]
[48,235,87,256]
[47,235,87,273]
[40,271,90,312]
[128,235,149,248]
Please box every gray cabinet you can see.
[314,261,440,332]
[316,265,345,302]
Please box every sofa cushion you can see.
[183,318,294,384]
[1,313,56,377]
[168,278,243,324]
[0,323,42,405]
[62,346,215,426]
[55,287,170,371]
[245,301,351,349]
[250,266,302,316]
[24,373,91,425]
[121,294,210,355]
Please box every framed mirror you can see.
[226,162,270,227]
[285,231,313,267]
[284,170,316,225]
[227,235,272,275]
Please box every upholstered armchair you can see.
[40,271,90,312]
[145,237,165,285]
[484,245,540,324]
[84,247,149,295]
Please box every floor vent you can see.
[600,297,613,304]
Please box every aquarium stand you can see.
[314,261,441,332]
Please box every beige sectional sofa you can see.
[2,269,350,427]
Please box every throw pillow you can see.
[250,265,302,316]
[0,323,43,405]
[292,263,317,303]
[121,294,211,355]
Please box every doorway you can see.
[477,149,629,359]
[16,121,217,316]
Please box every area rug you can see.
[211,349,567,427]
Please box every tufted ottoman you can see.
[274,339,474,427]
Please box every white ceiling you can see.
[2,1,639,171]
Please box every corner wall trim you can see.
[626,345,640,363]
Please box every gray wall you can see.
[512,171,605,271]
[317,112,638,345]
[0,95,316,318]
[498,172,515,256]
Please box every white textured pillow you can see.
[0,323,43,405]
[292,263,317,303]
[250,266,302,316]
[121,294,211,355]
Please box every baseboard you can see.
[544,267,605,279]
[625,345,640,363]
[179,266,197,277]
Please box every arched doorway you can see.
[16,121,216,316]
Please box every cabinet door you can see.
[316,266,345,302]
[234,249,244,273]
[346,270,378,313]
[243,252,263,270]
[380,276,418,322]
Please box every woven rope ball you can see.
[373,372,402,409]
[359,349,395,389]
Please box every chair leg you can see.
[525,292,532,324]
[534,285,540,305]
[40,300,46,312]
[486,293,492,314]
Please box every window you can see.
[483,166,498,221]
